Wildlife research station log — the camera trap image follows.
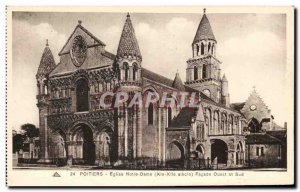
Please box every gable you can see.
[49,24,115,77]
[59,24,105,56]
[241,90,271,122]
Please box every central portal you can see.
[73,124,95,165]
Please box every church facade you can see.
[36,12,253,168]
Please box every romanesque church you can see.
[35,11,286,168]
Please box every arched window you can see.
[212,44,214,55]
[194,66,198,80]
[202,64,207,78]
[205,108,211,131]
[76,78,89,112]
[214,111,219,135]
[168,107,172,126]
[208,42,211,53]
[201,43,204,55]
[196,44,200,56]
[203,89,211,98]
[133,63,138,81]
[229,116,233,134]
[221,114,227,134]
[148,103,154,125]
[123,62,129,81]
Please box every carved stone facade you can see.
[36,12,249,168]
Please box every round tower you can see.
[36,40,56,163]
[115,13,142,90]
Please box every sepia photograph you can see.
[6,6,294,186]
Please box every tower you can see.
[185,9,223,103]
[115,13,142,89]
[114,13,142,162]
[221,74,230,107]
[36,40,56,163]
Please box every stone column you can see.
[37,113,52,163]
[132,106,137,159]
[124,103,128,157]
[190,68,194,81]
[66,140,74,166]
[117,106,125,161]
[199,66,203,79]
[136,106,142,158]
[158,107,162,161]
[161,108,167,164]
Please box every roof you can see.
[193,14,216,43]
[116,14,142,60]
[266,130,287,143]
[59,23,106,56]
[141,67,219,103]
[230,102,246,111]
[172,72,185,90]
[36,44,56,77]
[171,107,197,127]
[49,49,114,77]
[246,133,283,145]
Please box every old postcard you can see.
[6,6,294,186]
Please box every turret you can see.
[115,13,142,88]
[192,8,217,58]
[221,74,230,107]
[36,40,56,163]
[36,39,56,97]
[172,71,185,91]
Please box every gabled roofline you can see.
[58,24,106,56]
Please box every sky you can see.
[11,11,288,130]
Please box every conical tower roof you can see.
[36,40,56,78]
[172,71,185,91]
[193,13,216,43]
[222,74,228,82]
[116,13,142,60]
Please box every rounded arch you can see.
[213,110,220,134]
[211,139,228,164]
[123,62,129,80]
[166,141,185,160]
[203,89,211,98]
[76,77,89,112]
[200,42,205,55]
[228,115,234,134]
[70,122,95,165]
[194,66,198,80]
[236,141,244,165]
[196,144,205,158]
[205,107,212,131]
[221,113,228,133]
[50,129,67,159]
[132,62,138,81]
[71,69,89,85]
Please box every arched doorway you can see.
[76,78,89,112]
[236,141,244,165]
[248,118,260,133]
[211,139,228,164]
[196,144,205,159]
[166,141,185,168]
[51,131,67,158]
[72,124,95,165]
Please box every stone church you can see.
[35,11,272,168]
